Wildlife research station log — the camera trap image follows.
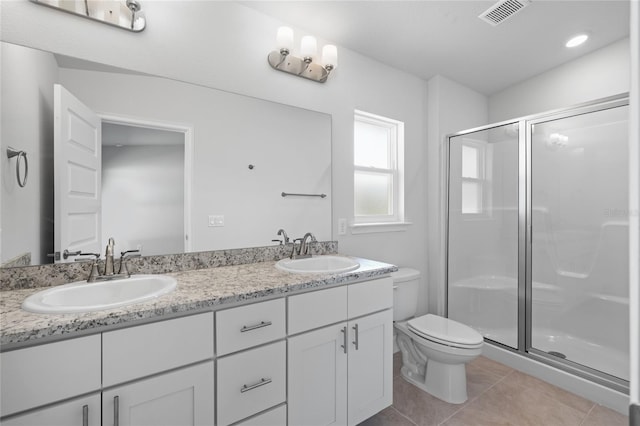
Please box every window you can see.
[461,140,490,215]
[353,110,405,227]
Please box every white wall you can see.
[489,38,630,122]
[426,75,489,314]
[0,1,429,282]
[102,144,184,256]
[0,43,56,265]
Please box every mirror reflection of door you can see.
[54,84,102,262]
[54,84,186,262]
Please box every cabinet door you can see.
[1,394,100,426]
[347,310,393,426]
[102,361,214,426]
[288,323,348,426]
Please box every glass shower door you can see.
[529,104,629,381]
[447,123,520,349]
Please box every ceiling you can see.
[242,0,630,95]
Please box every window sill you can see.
[350,221,412,234]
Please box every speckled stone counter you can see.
[0,256,396,349]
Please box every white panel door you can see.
[54,84,102,262]
[288,323,348,426]
[102,362,214,426]
[347,310,393,426]
[1,394,100,426]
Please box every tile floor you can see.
[360,353,629,426]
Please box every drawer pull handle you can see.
[114,396,120,426]
[82,404,88,426]
[240,320,273,333]
[241,377,272,393]
[341,326,347,354]
[353,323,359,350]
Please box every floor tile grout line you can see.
[389,405,418,426]
[578,403,597,426]
[436,370,515,425]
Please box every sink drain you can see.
[548,351,567,359]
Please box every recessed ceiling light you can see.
[565,34,589,48]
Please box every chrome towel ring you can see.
[7,147,28,188]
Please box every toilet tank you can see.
[391,268,421,321]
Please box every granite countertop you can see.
[0,256,396,349]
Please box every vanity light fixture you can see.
[565,33,589,48]
[268,27,338,83]
[30,0,146,32]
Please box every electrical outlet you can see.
[208,215,225,227]
[338,218,347,235]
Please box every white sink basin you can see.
[22,274,177,314]
[276,255,360,274]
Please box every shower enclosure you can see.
[446,95,629,392]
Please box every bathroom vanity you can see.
[0,256,396,426]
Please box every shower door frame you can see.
[444,93,630,394]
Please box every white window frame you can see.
[352,110,408,233]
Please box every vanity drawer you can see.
[234,404,287,426]
[0,335,101,417]
[348,277,393,318]
[288,285,348,334]
[217,341,286,426]
[102,312,214,386]
[216,298,285,356]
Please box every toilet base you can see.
[395,321,481,405]
[400,360,468,404]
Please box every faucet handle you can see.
[74,252,100,260]
[73,253,101,282]
[119,250,141,275]
[120,249,141,258]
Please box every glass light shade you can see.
[300,36,317,58]
[276,26,294,51]
[321,45,338,69]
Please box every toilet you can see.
[392,268,484,404]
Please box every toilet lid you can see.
[407,314,484,348]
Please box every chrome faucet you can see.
[71,239,138,282]
[272,229,290,245]
[299,232,316,257]
[291,232,316,259]
[104,237,116,276]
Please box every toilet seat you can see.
[407,314,483,349]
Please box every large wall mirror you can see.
[1,41,332,268]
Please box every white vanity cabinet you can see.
[287,278,393,426]
[0,313,214,426]
[0,394,101,426]
[102,362,214,426]
[215,299,287,426]
[102,312,215,426]
[0,273,394,426]
[0,334,101,423]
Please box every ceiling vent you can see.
[479,0,531,26]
